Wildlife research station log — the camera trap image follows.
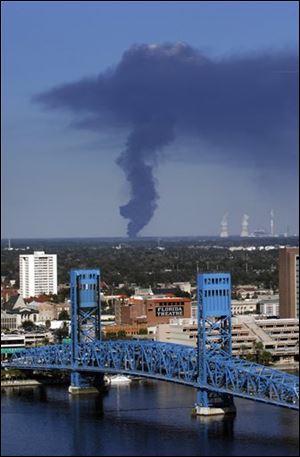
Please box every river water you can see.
[1,380,299,456]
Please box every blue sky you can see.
[2,1,299,238]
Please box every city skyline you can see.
[2,1,299,238]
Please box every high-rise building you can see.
[279,247,299,318]
[19,251,57,298]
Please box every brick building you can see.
[118,296,191,325]
[103,324,148,338]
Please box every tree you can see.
[239,344,248,358]
[174,288,191,298]
[260,350,273,366]
[55,322,69,343]
[45,320,51,329]
[138,328,148,335]
[116,286,134,297]
[22,320,35,331]
[246,341,273,366]
[105,331,117,340]
[58,310,70,320]
[253,341,263,363]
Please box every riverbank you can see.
[1,379,41,387]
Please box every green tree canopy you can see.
[58,310,70,320]
[21,320,35,331]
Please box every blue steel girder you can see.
[197,273,233,409]
[3,340,298,410]
[204,352,299,408]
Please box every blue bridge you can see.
[2,270,298,415]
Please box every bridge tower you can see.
[194,272,236,415]
[69,269,102,394]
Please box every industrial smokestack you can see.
[270,209,274,236]
[220,212,229,238]
[240,214,249,237]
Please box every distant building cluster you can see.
[1,250,63,358]
[1,294,70,331]
[1,244,299,369]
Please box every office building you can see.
[156,316,299,366]
[279,247,299,318]
[19,251,57,298]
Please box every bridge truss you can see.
[4,340,299,409]
[2,271,299,412]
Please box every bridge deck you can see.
[2,340,298,410]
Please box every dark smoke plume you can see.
[34,43,298,237]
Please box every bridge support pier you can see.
[68,372,104,395]
[193,389,236,416]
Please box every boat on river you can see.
[109,374,132,385]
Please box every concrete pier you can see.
[68,385,100,395]
[68,372,106,395]
[192,404,236,416]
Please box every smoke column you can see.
[117,120,174,237]
[34,43,298,237]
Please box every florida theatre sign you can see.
[155,305,184,317]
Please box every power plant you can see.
[219,210,282,238]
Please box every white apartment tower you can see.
[19,251,57,298]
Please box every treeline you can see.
[2,238,296,291]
